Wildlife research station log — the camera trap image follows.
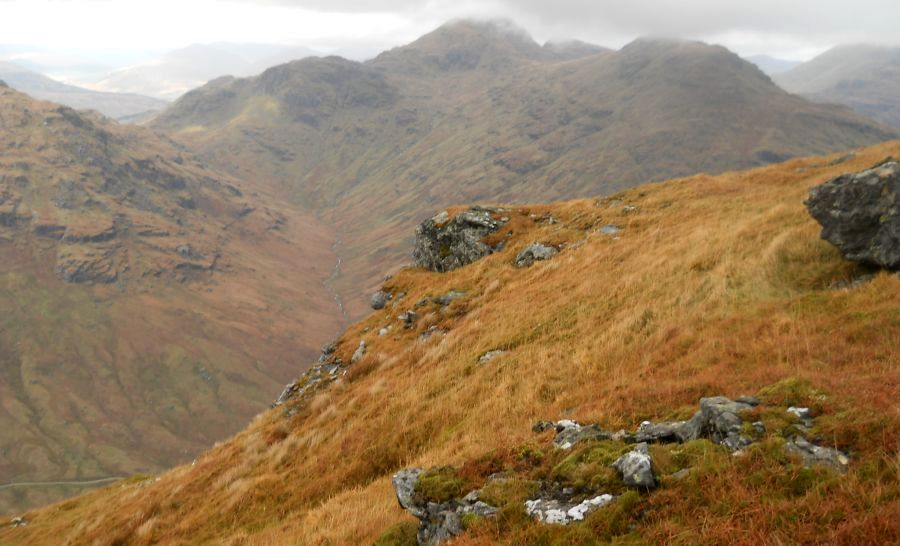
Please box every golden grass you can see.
[3,142,899,545]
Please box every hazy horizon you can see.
[3,0,900,78]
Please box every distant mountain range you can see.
[774,45,900,129]
[0,61,166,121]
[71,43,322,100]
[746,54,802,75]
[152,20,898,317]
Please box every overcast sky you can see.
[2,0,899,67]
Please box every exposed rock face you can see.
[806,161,900,269]
[525,494,615,525]
[413,208,504,272]
[391,468,498,545]
[514,242,558,267]
[612,443,656,488]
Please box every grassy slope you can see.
[3,142,898,545]
[0,88,344,514]
[151,26,899,318]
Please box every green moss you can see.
[479,478,540,508]
[758,377,824,409]
[373,521,418,546]
[585,489,642,540]
[550,440,631,493]
[415,466,466,504]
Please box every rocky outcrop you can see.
[631,396,761,451]
[514,242,558,268]
[413,208,506,272]
[272,343,344,408]
[806,161,900,269]
[391,469,498,546]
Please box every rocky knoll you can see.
[413,207,507,272]
[806,160,900,269]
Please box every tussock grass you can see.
[3,143,900,545]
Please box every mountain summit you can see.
[151,24,897,317]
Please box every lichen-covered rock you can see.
[391,468,498,545]
[612,442,656,488]
[514,242,558,268]
[785,437,850,473]
[413,207,504,272]
[805,161,900,269]
[392,468,425,518]
[524,494,615,525]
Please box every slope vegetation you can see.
[0,85,343,514]
[776,45,900,129]
[152,21,898,317]
[4,142,898,545]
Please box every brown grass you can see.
[2,142,899,545]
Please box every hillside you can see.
[151,20,899,318]
[3,141,898,545]
[0,61,166,121]
[0,85,344,514]
[775,45,900,129]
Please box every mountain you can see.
[0,84,344,513]
[0,61,166,121]
[77,43,320,100]
[775,45,900,128]
[3,140,897,544]
[746,54,802,75]
[151,20,898,318]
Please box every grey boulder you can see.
[806,161,900,269]
[612,443,656,488]
[370,290,392,310]
[514,243,558,268]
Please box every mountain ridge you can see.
[151,21,898,317]
[0,86,344,514]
